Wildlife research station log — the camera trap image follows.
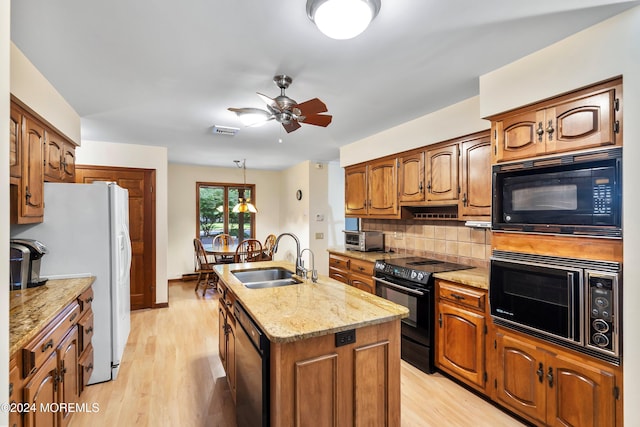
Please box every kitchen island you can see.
[214,260,408,426]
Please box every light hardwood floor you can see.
[69,281,525,427]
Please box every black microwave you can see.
[492,148,622,237]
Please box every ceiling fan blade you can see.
[300,114,332,127]
[282,120,301,133]
[257,92,282,112]
[296,98,328,115]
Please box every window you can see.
[196,182,255,245]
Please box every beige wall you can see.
[167,163,282,279]
[10,43,81,144]
[340,96,489,167]
[1,0,11,421]
[76,140,169,304]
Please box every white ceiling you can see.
[10,0,640,170]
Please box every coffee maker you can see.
[10,239,48,290]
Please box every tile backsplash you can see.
[362,219,491,268]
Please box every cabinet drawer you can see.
[78,286,94,315]
[78,310,94,353]
[329,267,350,284]
[79,343,94,394]
[22,301,80,378]
[350,259,374,276]
[329,254,350,270]
[350,272,375,294]
[438,281,485,311]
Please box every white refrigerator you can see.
[11,181,132,384]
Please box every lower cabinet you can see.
[494,328,620,427]
[270,320,401,426]
[328,253,375,294]
[435,279,488,393]
[217,282,236,401]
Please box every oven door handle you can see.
[373,277,425,296]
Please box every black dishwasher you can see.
[234,302,270,427]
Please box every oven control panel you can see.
[587,272,618,355]
[374,261,430,285]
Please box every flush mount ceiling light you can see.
[306,0,381,40]
[232,159,258,213]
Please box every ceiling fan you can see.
[228,75,332,133]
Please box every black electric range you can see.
[373,256,472,373]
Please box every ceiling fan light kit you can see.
[306,0,381,40]
[228,75,332,134]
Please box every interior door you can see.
[75,166,156,310]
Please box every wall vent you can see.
[212,125,240,136]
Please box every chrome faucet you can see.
[273,233,305,277]
[300,248,318,283]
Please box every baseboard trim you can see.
[153,302,169,309]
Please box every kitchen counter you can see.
[328,246,489,290]
[214,260,408,343]
[9,276,95,355]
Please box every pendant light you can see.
[232,159,258,213]
[306,0,381,40]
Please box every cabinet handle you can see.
[462,193,468,207]
[85,296,94,304]
[86,326,94,334]
[547,367,554,388]
[419,181,423,192]
[536,122,544,142]
[546,120,555,141]
[450,293,465,301]
[438,313,442,328]
[427,181,432,193]
[42,339,54,352]
[86,363,93,372]
[536,363,544,383]
[25,186,32,202]
[69,312,77,323]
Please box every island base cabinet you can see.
[494,330,620,427]
[270,320,401,427]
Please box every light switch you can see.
[315,232,324,239]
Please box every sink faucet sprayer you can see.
[300,248,318,283]
[273,233,305,277]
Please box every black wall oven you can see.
[492,147,621,237]
[490,250,621,364]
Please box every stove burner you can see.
[406,260,444,266]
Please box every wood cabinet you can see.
[425,143,459,203]
[9,98,78,224]
[217,281,237,401]
[399,151,425,203]
[459,134,491,218]
[345,157,398,218]
[44,130,76,183]
[11,286,93,427]
[270,319,401,426]
[77,287,94,395]
[491,78,621,163]
[494,328,620,427]
[328,253,375,294]
[436,279,488,393]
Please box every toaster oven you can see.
[343,230,384,252]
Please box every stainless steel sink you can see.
[231,267,302,289]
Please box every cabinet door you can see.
[218,304,227,369]
[495,332,546,423]
[329,268,350,284]
[44,130,64,182]
[437,303,485,388]
[350,272,375,294]
[399,152,425,203]
[61,143,76,182]
[9,359,22,427]
[345,164,368,216]
[494,109,545,163]
[10,105,22,180]
[57,328,79,427]
[226,318,236,402]
[23,352,58,427]
[20,115,45,222]
[425,144,458,202]
[460,135,491,218]
[545,88,617,155]
[368,157,398,216]
[546,353,616,427]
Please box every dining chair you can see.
[193,238,217,296]
[235,239,263,263]
[262,234,277,261]
[212,233,235,264]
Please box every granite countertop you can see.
[328,247,489,290]
[10,276,95,356]
[434,267,489,290]
[215,260,409,343]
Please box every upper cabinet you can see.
[398,152,425,203]
[345,157,399,218]
[459,134,491,218]
[9,98,78,224]
[491,78,622,163]
[425,143,459,204]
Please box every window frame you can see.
[195,181,256,242]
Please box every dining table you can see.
[204,241,240,263]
